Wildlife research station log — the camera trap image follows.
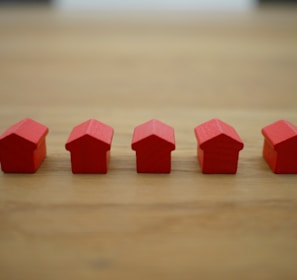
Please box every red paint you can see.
[65,119,114,174]
[131,119,175,173]
[262,120,297,174]
[194,119,244,174]
[0,118,48,173]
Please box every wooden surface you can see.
[0,6,297,280]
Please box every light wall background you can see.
[54,0,256,11]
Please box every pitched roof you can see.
[262,120,297,149]
[65,119,114,150]
[0,118,48,149]
[194,118,243,150]
[131,119,175,150]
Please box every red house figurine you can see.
[0,118,49,173]
[262,119,297,174]
[194,119,244,174]
[131,119,175,173]
[65,119,114,174]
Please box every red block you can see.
[131,119,175,173]
[0,118,49,173]
[262,120,297,174]
[194,119,244,174]
[65,119,114,174]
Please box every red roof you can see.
[194,119,243,150]
[0,118,48,150]
[132,119,175,151]
[262,120,297,150]
[65,119,114,150]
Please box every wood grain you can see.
[0,6,297,280]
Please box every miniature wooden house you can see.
[0,118,49,173]
[65,119,114,174]
[194,119,244,174]
[262,119,297,174]
[131,119,175,173]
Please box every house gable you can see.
[195,119,243,151]
[262,120,297,151]
[66,134,110,152]
[65,119,113,152]
[131,119,175,151]
[200,133,243,151]
[132,134,175,152]
[0,118,48,151]
[275,136,297,152]
[0,133,37,151]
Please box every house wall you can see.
[200,150,240,174]
[69,148,108,173]
[0,148,35,173]
[275,148,297,173]
[33,139,47,171]
[136,151,171,173]
[262,139,277,172]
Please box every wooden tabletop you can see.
[0,6,297,280]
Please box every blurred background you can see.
[1,2,297,280]
[0,0,296,119]
[0,0,296,9]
